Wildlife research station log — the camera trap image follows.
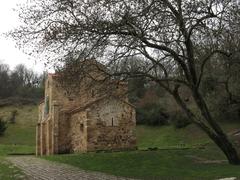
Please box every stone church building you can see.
[36,63,136,155]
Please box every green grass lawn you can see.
[45,148,240,179]
[44,123,240,179]
[0,105,37,179]
[136,124,210,149]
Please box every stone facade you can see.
[36,68,136,155]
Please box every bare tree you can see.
[0,63,10,98]
[10,0,240,164]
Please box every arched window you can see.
[91,90,95,98]
[44,96,49,116]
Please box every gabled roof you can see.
[67,95,135,114]
[48,73,59,77]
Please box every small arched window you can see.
[80,123,84,131]
[44,96,49,115]
[91,90,95,98]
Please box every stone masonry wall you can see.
[57,111,71,154]
[49,76,76,109]
[69,111,88,152]
[40,122,47,155]
[37,72,137,155]
[86,98,136,152]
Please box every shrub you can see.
[9,110,18,124]
[171,112,191,129]
[136,103,169,126]
[0,117,7,136]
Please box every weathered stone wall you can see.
[46,119,53,155]
[69,111,88,152]
[38,103,44,122]
[37,71,137,155]
[57,111,71,154]
[52,103,60,154]
[47,76,72,110]
[86,98,136,152]
[75,81,129,108]
[40,122,47,156]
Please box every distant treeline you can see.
[0,62,44,105]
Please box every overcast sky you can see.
[0,0,45,73]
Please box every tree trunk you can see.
[171,86,240,165]
[191,88,240,165]
[211,133,240,165]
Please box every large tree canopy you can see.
[11,0,240,164]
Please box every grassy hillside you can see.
[0,105,240,179]
[0,105,37,153]
[1,104,238,154]
[0,105,37,180]
[137,122,240,150]
[137,124,209,149]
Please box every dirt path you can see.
[7,156,135,180]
